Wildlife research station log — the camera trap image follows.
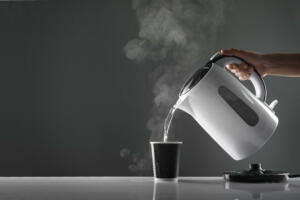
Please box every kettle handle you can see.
[210,53,267,102]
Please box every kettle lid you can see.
[179,52,225,96]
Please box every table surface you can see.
[0,177,300,200]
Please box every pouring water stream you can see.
[163,98,183,142]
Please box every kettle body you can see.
[177,52,278,160]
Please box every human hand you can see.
[221,48,267,80]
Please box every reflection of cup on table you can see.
[150,141,182,182]
[153,181,179,200]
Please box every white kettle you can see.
[177,52,279,160]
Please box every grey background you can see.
[0,0,300,176]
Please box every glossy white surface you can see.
[0,177,299,199]
[178,63,278,160]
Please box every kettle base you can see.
[223,163,289,183]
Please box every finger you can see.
[221,48,238,55]
[235,71,243,77]
[236,72,247,80]
[226,64,238,73]
[236,70,252,80]
[235,63,251,73]
[227,63,253,80]
[242,73,251,80]
[226,64,236,70]
[239,65,254,76]
[241,64,248,70]
[221,48,242,56]
[227,63,247,74]
[231,68,239,74]
[239,76,248,81]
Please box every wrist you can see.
[259,54,273,76]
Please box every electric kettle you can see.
[177,51,279,160]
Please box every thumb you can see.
[221,48,257,64]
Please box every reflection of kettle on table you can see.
[176,51,279,160]
[225,181,289,200]
[152,178,290,200]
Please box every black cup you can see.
[150,141,182,181]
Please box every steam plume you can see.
[123,0,229,173]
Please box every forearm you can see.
[262,53,300,77]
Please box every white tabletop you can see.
[0,177,300,199]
